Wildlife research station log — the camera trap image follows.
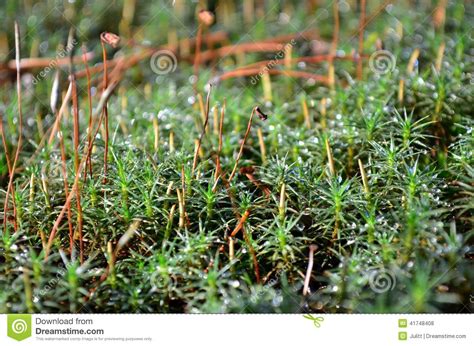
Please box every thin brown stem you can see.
[358,159,370,197]
[218,68,328,83]
[45,105,106,260]
[234,54,367,71]
[82,45,93,181]
[0,113,17,230]
[58,131,75,256]
[213,100,226,190]
[228,107,256,183]
[71,79,80,172]
[192,10,214,91]
[48,82,73,146]
[100,36,109,183]
[228,208,261,282]
[230,209,250,237]
[68,35,84,263]
[303,245,318,296]
[76,178,84,263]
[325,138,335,177]
[228,237,234,260]
[67,29,80,174]
[241,225,260,283]
[98,220,141,283]
[0,115,12,174]
[192,84,212,174]
[3,22,23,233]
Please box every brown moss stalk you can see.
[58,131,75,256]
[82,45,93,181]
[228,107,257,183]
[257,127,266,164]
[99,32,120,183]
[192,84,212,174]
[230,209,250,237]
[213,100,226,190]
[302,97,311,129]
[303,245,318,296]
[0,112,16,231]
[325,138,335,177]
[3,22,23,233]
